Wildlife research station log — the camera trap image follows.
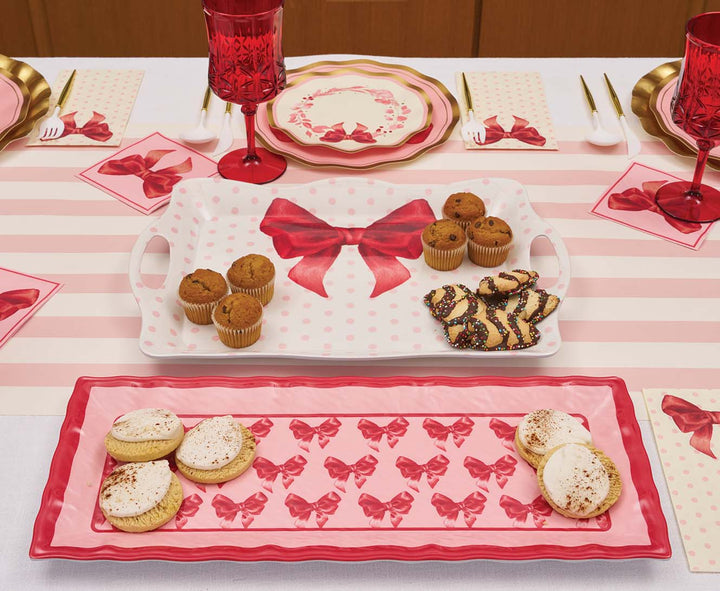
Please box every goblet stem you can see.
[689,140,715,197]
[242,103,258,161]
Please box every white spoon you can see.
[180,86,216,145]
[580,75,621,147]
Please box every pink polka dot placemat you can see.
[27,69,143,147]
[643,388,720,572]
[456,71,558,151]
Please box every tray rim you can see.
[30,374,670,562]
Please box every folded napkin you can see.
[27,69,143,146]
[456,71,557,150]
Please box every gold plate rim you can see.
[0,66,31,143]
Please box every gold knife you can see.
[603,73,641,158]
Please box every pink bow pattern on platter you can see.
[422,417,475,450]
[357,417,410,451]
[288,417,341,451]
[323,455,378,492]
[252,455,307,492]
[488,418,517,452]
[0,288,39,321]
[395,455,450,491]
[98,149,192,199]
[463,454,517,491]
[249,417,274,442]
[358,492,414,528]
[431,492,487,528]
[285,492,342,528]
[499,494,553,528]
[320,122,376,144]
[212,492,268,529]
[175,494,203,529]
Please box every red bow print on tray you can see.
[499,494,553,528]
[320,122,376,144]
[463,454,517,491]
[488,418,516,452]
[395,455,449,491]
[285,492,341,528]
[54,111,112,142]
[98,149,192,199]
[324,455,378,492]
[0,289,39,321]
[289,418,341,451]
[479,116,546,147]
[253,455,307,492]
[422,417,475,450]
[357,417,409,451]
[608,181,702,234]
[212,492,268,529]
[358,492,414,528]
[431,492,487,528]
[260,198,435,298]
[175,494,203,529]
[249,417,274,442]
[662,394,720,458]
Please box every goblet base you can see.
[655,180,720,223]
[217,147,287,184]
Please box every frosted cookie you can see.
[423,284,487,324]
[444,308,539,351]
[492,288,560,324]
[104,408,185,462]
[514,409,592,469]
[537,443,622,519]
[99,460,183,533]
[477,269,539,299]
[175,415,256,484]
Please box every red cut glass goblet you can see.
[202,0,287,184]
[655,12,720,223]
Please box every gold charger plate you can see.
[0,54,50,151]
[631,59,720,171]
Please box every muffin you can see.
[212,292,263,348]
[226,254,275,306]
[466,216,513,267]
[178,268,228,325]
[514,409,592,469]
[537,443,622,519]
[99,460,183,532]
[442,192,486,230]
[104,408,185,462]
[175,415,257,484]
[421,219,467,271]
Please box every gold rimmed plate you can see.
[631,60,720,170]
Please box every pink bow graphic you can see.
[53,111,112,142]
[288,417,341,451]
[0,288,39,321]
[576,513,611,530]
[98,149,192,199]
[431,492,487,527]
[488,418,517,451]
[175,494,203,529]
[499,495,553,528]
[422,417,475,450]
[358,492,414,528]
[662,394,720,458]
[463,455,517,491]
[481,116,546,146]
[395,455,450,491]
[608,181,702,234]
[357,417,410,451]
[211,492,268,528]
[249,417,274,442]
[252,455,307,492]
[323,455,378,492]
[320,122,376,144]
[260,198,435,298]
[285,492,342,528]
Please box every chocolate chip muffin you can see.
[212,292,263,348]
[178,268,228,325]
[226,254,275,306]
[442,192,486,230]
[421,219,467,271]
[466,216,513,267]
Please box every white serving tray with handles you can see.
[129,177,570,360]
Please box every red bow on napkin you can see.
[249,417,274,442]
[56,111,113,142]
[357,417,410,451]
[253,455,307,492]
[324,455,378,492]
[431,492,487,527]
[175,494,203,529]
[320,122,376,144]
[422,417,475,450]
[488,418,517,452]
[285,492,341,528]
[358,491,414,528]
[499,494,553,528]
[463,455,517,491]
[212,492,268,528]
[289,417,341,451]
[480,116,546,146]
[662,394,720,458]
[98,149,192,199]
[608,181,702,234]
[395,455,449,491]
[260,198,435,298]
[0,288,39,321]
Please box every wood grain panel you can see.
[0,1,38,56]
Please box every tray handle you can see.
[533,222,571,302]
[129,222,173,308]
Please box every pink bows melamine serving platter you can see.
[129,176,570,360]
[30,375,670,561]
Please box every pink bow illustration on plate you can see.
[499,494,553,528]
[285,492,342,528]
[431,492,487,528]
[249,417,274,442]
[356,417,409,451]
[395,455,449,491]
[422,417,475,450]
[98,149,192,199]
[323,455,378,492]
[320,122,376,144]
[288,417,341,451]
[358,491,414,528]
[175,494,203,529]
[212,492,268,528]
[463,454,517,491]
[488,418,517,452]
[253,455,307,492]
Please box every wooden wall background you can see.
[2,0,720,58]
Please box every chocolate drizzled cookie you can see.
[477,269,539,298]
[444,308,540,351]
[423,284,486,324]
[488,288,560,324]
